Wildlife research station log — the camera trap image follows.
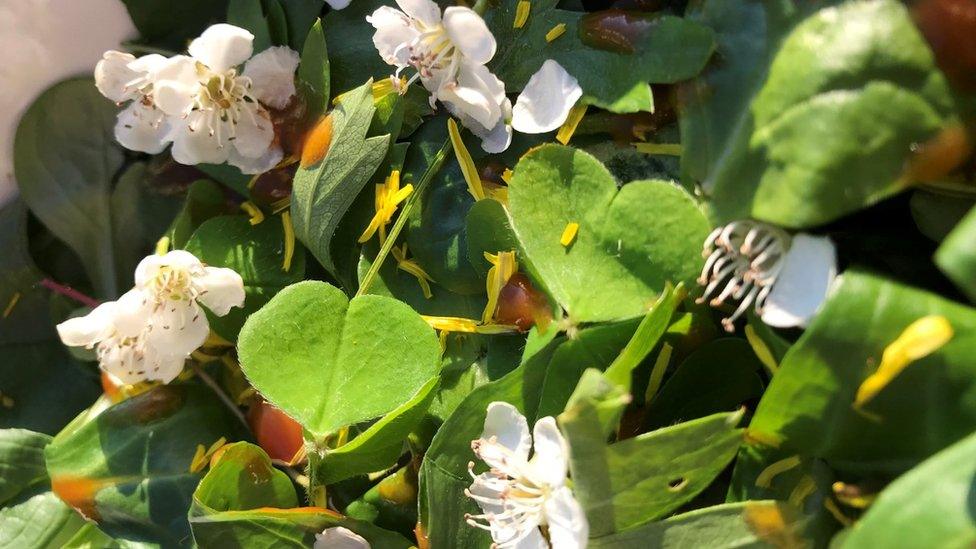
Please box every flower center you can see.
[399,23,461,90]
[148,266,196,303]
[697,220,790,331]
[190,65,261,147]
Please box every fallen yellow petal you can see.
[556,103,587,145]
[634,142,683,156]
[855,315,953,407]
[788,475,817,507]
[560,222,579,247]
[483,251,518,323]
[240,201,265,225]
[393,244,434,299]
[545,23,566,42]
[514,0,530,28]
[501,168,514,183]
[3,292,21,319]
[448,118,485,201]
[281,211,295,272]
[755,455,801,489]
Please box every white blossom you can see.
[314,527,370,549]
[512,60,583,134]
[698,221,838,331]
[466,402,588,548]
[325,0,354,9]
[94,51,172,154]
[367,0,512,152]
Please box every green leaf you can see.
[291,82,390,279]
[275,0,323,50]
[323,0,395,96]
[184,215,305,342]
[935,205,976,302]
[0,429,51,505]
[110,162,184,278]
[706,0,960,228]
[508,145,710,323]
[298,19,330,114]
[0,200,55,346]
[841,430,976,547]
[191,442,298,515]
[465,198,518,278]
[589,501,806,549]
[227,0,272,51]
[14,78,124,298]
[167,180,230,249]
[603,286,680,389]
[238,281,440,438]
[749,271,976,475]
[560,380,745,536]
[313,377,438,484]
[485,1,715,112]
[44,384,249,546]
[120,0,228,50]
[0,490,94,549]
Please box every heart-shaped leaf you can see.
[237,281,440,438]
[509,145,710,323]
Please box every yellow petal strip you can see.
[501,168,513,183]
[560,222,579,247]
[189,437,227,473]
[155,236,171,255]
[855,315,953,407]
[755,455,801,488]
[787,475,817,507]
[392,244,434,299]
[634,142,684,156]
[513,0,531,28]
[483,251,518,323]
[358,170,413,244]
[745,324,779,375]
[448,119,485,201]
[3,292,21,319]
[545,23,566,42]
[281,211,296,272]
[240,201,265,225]
[832,481,878,509]
[421,315,519,334]
[556,103,588,145]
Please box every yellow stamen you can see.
[358,170,413,244]
[448,119,485,201]
[501,168,513,183]
[560,222,579,247]
[483,251,517,323]
[155,236,170,256]
[240,201,265,225]
[556,103,587,145]
[392,244,434,299]
[282,211,296,272]
[855,315,953,407]
[545,23,566,42]
[3,292,21,319]
[513,0,530,28]
[755,455,801,488]
[634,142,683,156]
[189,437,227,473]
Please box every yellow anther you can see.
[392,243,434,299]
[240,201,265,225]
[556,103,587,145]
[448,118,485,201]
[634,142,683,156]
[755,455,801,488]
[359,170,413,244]
[560,222,579,247]
[3,292,21,319]
[545,23,566,42]
[514,0,531,28]
[483,251,517,323]
[855,315,953,407]
[281,211,296,272]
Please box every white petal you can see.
[244,46,300,109]
[189,24,254,72]
[169,110,231,166]
[152,55,200,116]
[145,301,210,358]
[94,51,139,102]
[443,7,496,65]
[134,250,203,289]
[195,266,245,316]
[56,302,118,347]
[230,104,275,158]
[395,0,441,25]
[325,0,353,9]
[127,53,169,76]
[512,60,582,134]
[113,288,153,338]
[476,97,512,153]
[512,529,548,549]
[437,62,503,129]
[115,101,172,154]
[142,346,189,384]
[761,234,837,329]
[367,7,417,67]
[481,401,531,463]
[228,144,283,174]
[314,527,370,549]
[544,487,589,549]
[528,416,568,487]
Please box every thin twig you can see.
[39,278,100,308]
[190,361,249,429]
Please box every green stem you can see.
[356,139,452,297]
[472,0,490,15]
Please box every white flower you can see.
[325,0,354,9]
[698,220,838,331]
[314,527,370,549]
[56,250,245,384]
[94,51,172,154]
[512,60,583,134]
[242,46,301,110]
[367,0,511,152]
[466,402,589,549]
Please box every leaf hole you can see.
[667,477,688,492]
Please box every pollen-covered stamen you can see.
[190,68,260,148]
[697,220,790,332]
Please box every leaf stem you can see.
[190,361,249,429]
[356,139,452,297]
[39,278,101,308]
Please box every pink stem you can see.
[39,279,101,309]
